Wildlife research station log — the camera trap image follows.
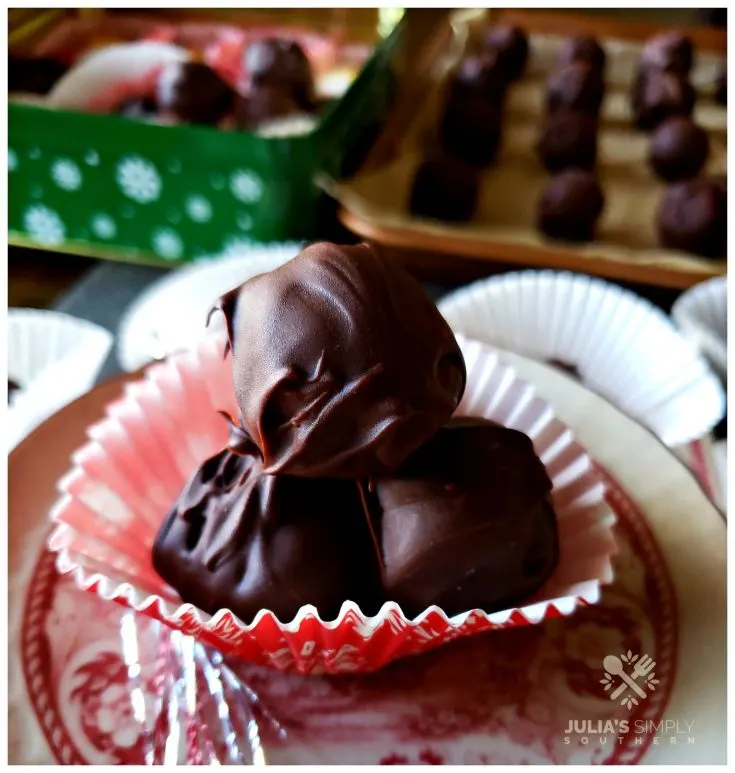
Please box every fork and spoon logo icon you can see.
[601,651,659,710]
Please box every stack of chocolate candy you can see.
[152,242,559,623]
[536,35,607,243]
[409,24,529,223]
[116,36,317,133]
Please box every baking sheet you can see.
[328,10,727,281]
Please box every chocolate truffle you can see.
[557,35,606,74]
[537,111,598,172]
[234,85,302,132]
[440,95,503,167]
[657,178,726,257]
[715,68,727,106]
[156,62,235,125]
[153,423,382,624]
[537,169,605,242]
[639,30,694,76]
[376,418,558,618]
[448,51,509,104]
[481,24,529,81]
[648,116,710,181]
[213,242,467,479]
[631,70,695,130]
[242,37,314,109]
[410,154,480,222]
[546,63,605,116]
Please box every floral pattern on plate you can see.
[21,467,675,765]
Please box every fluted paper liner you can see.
[49,333,617,674]
[8,308,114,394]
[672,276,727,384]
[439,272,725,447]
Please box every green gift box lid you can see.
[8,21,401,265]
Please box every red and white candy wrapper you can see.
[48,334,617,675]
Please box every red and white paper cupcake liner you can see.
[48,334,617,674]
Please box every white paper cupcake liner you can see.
[117,245,302,372]
[48,334,617,674]
[439,272,725,447]
[671,277,727,383]
[8,308,112,390]
[8,309,114,449]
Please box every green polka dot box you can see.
[8,26,400,265]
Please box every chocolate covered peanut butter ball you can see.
[212,242,467,478]
[657,177,726,257]
[631,70,695,131]
[648,116,710,181]
[639,30,694,76]
[441,94,503,167]
[481,24,529,82]
[410,154,480,222]
[537,111,598,172]
[537,169,605,243]
[376,418,558,618]
[242,36,314,109]
[156,62,235,125]
[546,62,605,116]
[558,35,606,75]
[153,423,382,624]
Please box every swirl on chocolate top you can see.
[153,422,382,623]
[213,242,467,479]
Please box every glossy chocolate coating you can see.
[153,422,383,624]
[448,51,509,104]
[715,68,727,105]
[440,94,503,167]
[242,37,314,109]
[213,242,467,479]
[537,111,598,172]
[234,85,302,131]
[8,55,68,95]
[657,178,726,257]
[631,70,695,131]
[481,24,529,81]
[410,155,480,222]
[156,62,234,125]
[639,30,693,76]
[547,63,605,116]
[648,116,710,181]
[558,35,606,74]
[376,418,558,618]
[537,169,605,243]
